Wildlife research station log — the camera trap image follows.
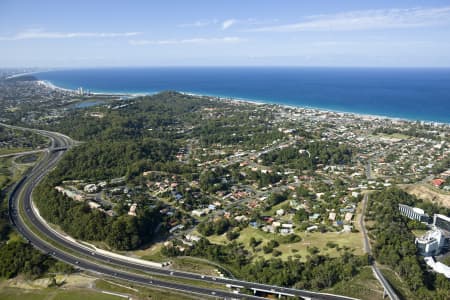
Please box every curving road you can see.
[5,123,357,300]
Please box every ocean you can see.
[34,67,450,123]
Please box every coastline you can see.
[5,71,40,80]
[37,80,74,93]
[180,91,423,125]
[37,78,450,126]
[37,79,150,98]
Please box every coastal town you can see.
[1,73,450,300]
[3,1,450,299]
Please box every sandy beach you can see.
[38,78,449,127]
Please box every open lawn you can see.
[206,226,364,261]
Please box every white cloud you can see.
[249,6,450,32]
[178,19,219,28]
[222,19,237,30]
[0,29,141,40]
[129,36,244,46]
[178,18,276,31]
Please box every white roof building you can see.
[415,229,445,256]
[84,183,98,193]
[344,212,353,222]
[128,203,137,216]
[276,209,285,216]
[328,212,336,221]
[399,204,429,222]
[306,225,318,232]
[424,257,450,279]
[88,201,101,209]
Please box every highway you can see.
[5,123,357,300]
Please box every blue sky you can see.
[1,0,450,67]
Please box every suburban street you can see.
[6,123,357,300]
[360,163,399,300]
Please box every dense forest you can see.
[50,139,178,181]
[0,189,72,279]
[44,92,215,181]
[367,188,450,299]
[0,126,48,150]
[194,117,285,147]
[46,91,223,142]
[261,141,352,169]
[373,126,443,141]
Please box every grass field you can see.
[134,242,169,262]
[0,157,12,189]
[401,183,450,208]
[170,257,220,276]
[0,147,32,155]
[0,156,35,190]
[380,267,415,300]
[0,287,123,300]
[205,226,364,261]
[411,229,427,237]
[133,241,233,276]
[95,279,209,300]
[0,276,211,300]
[325,266,384,300]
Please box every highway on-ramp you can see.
[5,123,357,300]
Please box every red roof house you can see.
[432,178,445,187]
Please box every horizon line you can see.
[4,65,450,70]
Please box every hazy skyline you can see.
[1,0,450,68]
